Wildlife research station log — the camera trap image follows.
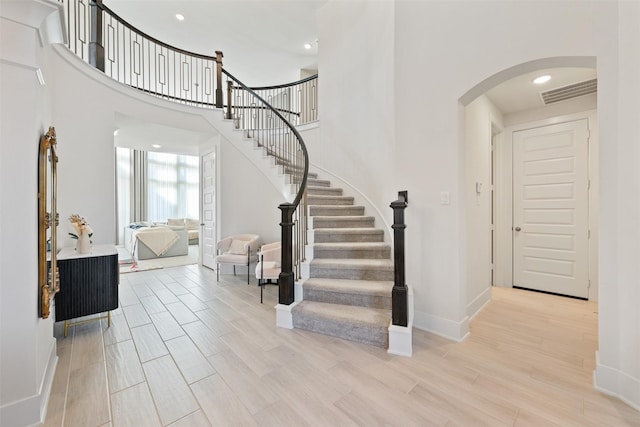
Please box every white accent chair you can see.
[255,242,281,303]
[215,234,261,284]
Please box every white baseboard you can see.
[413,310,470,342]
[466,286,492,321]
[0,339,58,427]
[275,301,300,329]
[594,352,640,412]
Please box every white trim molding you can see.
[388,324,413,357]
[388,284,414,356]
[595,352,640,412]
[466,286,492,321]
[413,310,470,342]
[275,301,300,329]
[0,340,57,427]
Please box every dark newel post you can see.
[226,80,233,120]
[391,191,408,327]
[278,203,295,305]
[215,51,224,109]
[89,0,105,72]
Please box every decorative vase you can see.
[76,232,91,254]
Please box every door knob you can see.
[514,226,522,232]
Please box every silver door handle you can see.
[514,226,522,232]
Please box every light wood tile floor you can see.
[44,265,640,426]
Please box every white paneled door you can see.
[513,119,590,298]
[201,151,216,270]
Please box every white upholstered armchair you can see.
[215,234,261,284]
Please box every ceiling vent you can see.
[540,78,597,105]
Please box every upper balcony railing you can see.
[64,0,218,107]
[61,0,319,123]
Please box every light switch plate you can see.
[440,191,450,205]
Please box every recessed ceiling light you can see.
[304,43,312,50]
[175,13,184,21]
[152,144,162,148]
[533,75,551,85]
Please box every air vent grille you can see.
[541,79,597,104]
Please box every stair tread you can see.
[311,258,394,269]
[307,195,352,199]
[314,228,382,234]
[304,278,393,295]
[310,205,364,209]
[312,215,374,220]
[313,242,390,248]
[294,300,391,327]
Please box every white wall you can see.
[392,0,607,339]
[0,2,62,425]
[595,1,640,409]
[464,95,503,318]
[317,0,396,231]
[317,0,638,408]
[218,135,282,250]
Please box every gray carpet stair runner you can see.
[292,175,393,348]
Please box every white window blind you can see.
[146,152,199,222]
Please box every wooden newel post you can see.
[215,51,224,108]
[390,191,408,327]
[89,0,105,72]
[279,203,296,305]
[226,80,233,120]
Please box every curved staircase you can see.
[295,175,394,348]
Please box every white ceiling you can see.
[485,67,597,115]
[113,114,213,156]
[106,1,597,150]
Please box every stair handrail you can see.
[222,68,309,305]
[390,191,409,326]
[226,75,319,126]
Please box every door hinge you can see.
[588,229,591,238]
[588,280,591,289]
[588,179,591,190]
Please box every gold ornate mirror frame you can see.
[39,126,59,319]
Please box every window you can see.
[116,148,199,244]
[147,152,199,222]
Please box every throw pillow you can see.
[167,218,184,227]
[228,239,248,255]
[185,218,199,230]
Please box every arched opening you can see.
[459,56,600,398]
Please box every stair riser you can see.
[313,233,384,243]
[292,314,388,348]
[309,206,365,216]
[313,247,391,259]
[312,218,375,229]
[307,196,354,206]
[303,289,392,310]
[310,266,394,281]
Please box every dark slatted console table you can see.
[54,244,119,336]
